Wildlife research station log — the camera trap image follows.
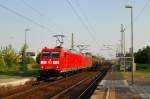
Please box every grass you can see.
[120,63,150,79]
[116,63,150,72]
[0,64,39,79]
[136,63,150,72]
[121,71,150,78]
[0,69,39,79]
[116,63,150,80]
[0,75,21,79]
[120,71,150,85]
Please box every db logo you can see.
[48,59,52,64]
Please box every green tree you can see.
[20,44,28,70]
[2,45,20,66]
[0,45,20,71]
[135,46,150,64]
[0,49,5,68]
[36,52,41,64]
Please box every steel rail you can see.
[51,67,109,99]
[2,72,90,98]
[77,67,109,99]
[2,76,66,98]
[51,77,91,99]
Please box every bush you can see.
[32,64,39,69]
[136,63,150,71]
[0,44,39,72]
[26,56,35,64]
[1,45,20,66]
[0,58,5,67]
[0,45,21,71]
[26,63,39,70]
[115,64,120,70]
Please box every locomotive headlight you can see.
[53,61,59,64]
[41,66,44,69]
[56,65,59,68]
[40,61,47,64]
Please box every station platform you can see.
[0,77,36,87]
[91,65,150,99]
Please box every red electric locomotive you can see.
[39,46,92,78]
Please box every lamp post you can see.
[24,28,30,67]
[25,28,30,46]
[125,5,134,85]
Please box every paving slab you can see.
[0,78,19,83]
[130,85,150,99]
[91,66,141,99]
[99,80,129,88]
[0,77,36,87]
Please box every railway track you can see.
[51,67,108,99]
[77,67,108,99]
[1,66,109,99]
[0,77,62,98]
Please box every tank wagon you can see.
[39,47,92,78]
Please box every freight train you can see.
[39,46,93,79]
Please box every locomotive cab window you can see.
[42,52,51,58]
[51,52,60,58]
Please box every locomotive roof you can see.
[69,49,80,54]
[41,47,92,57]
[42,47,80,54]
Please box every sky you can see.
[0,0,150,59]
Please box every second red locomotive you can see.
[39,46,92,78]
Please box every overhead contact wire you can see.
[0,3,55,33]
[134,0,150,22]
[66,0,100,48]
[75,0,101,47]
